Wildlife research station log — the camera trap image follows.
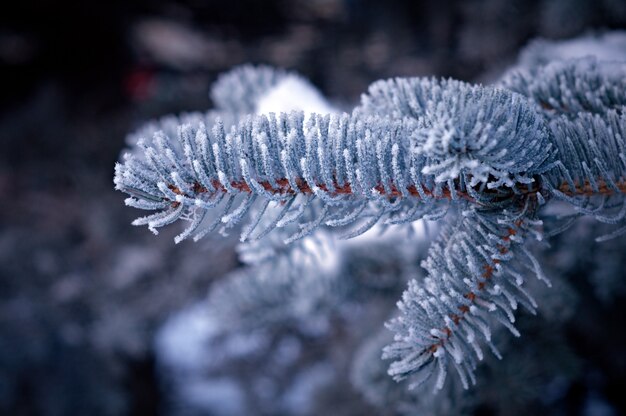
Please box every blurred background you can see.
[2,1,626,415]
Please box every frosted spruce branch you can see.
[114,61,626,392]
[115,79,555,243]
[500,57,626,118]
[384,208,547,390]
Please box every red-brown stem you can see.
[558,179,626,197]
[164,176,542,207]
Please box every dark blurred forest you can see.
[2,1,626,415]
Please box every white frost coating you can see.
[115,53,626,397]
[256,75,337,117]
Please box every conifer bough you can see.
[114,59,626,391]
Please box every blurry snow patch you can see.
[296,231,340,274]
[257,75,336,116]
[179,378,247,416]
[155,303,220,373]
[132,18,240,70]
[111,245,163,288]
[281,362,335,415]
[271,336,302,367]
[342,220,434,258]
[518,31,626,69]
[155,301,272,414]
[219,330,271,361]
[156,302,270,373]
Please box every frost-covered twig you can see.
[114,59,626,394]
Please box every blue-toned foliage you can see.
[384,208,546,390]
[358,77,556,186]
[115,76,557,244]
[500,57,626,117]
[114,59,626,396]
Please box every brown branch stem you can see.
[558,179,626,197]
